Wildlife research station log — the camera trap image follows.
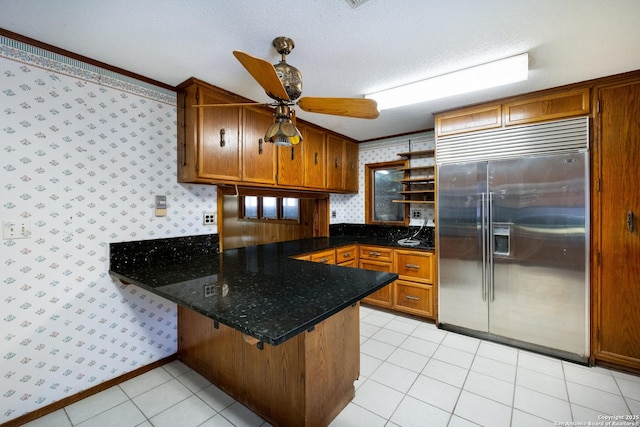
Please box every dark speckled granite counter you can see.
[109,234,402,346]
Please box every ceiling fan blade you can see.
[233,51,290,101]
[297,97,379,119]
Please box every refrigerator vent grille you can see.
[436,116,588,164]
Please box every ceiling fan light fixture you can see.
[366,53,529,110]
[264,105,303,146]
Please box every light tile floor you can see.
[24,306,640,427]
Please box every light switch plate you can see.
[3,220,31,239]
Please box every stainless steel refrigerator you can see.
[437,117,589,363]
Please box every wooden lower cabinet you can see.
[310,248,336,264]
[178,304,360,427]
[359,246,395,308]
[336,245,357,267]
[393,249,436,319]
[395,280,434,317]
[298,245,437,319]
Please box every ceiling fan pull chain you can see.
[220,128,226,147]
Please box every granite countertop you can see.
[109,235,409,346]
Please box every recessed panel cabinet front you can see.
[277,144,304,187]
[198,88,242,181]
[302,125,327,190]
[242,107,276,184]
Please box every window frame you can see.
[239,195,301,224]
[364,160,408,225]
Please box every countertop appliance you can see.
[436,117,589,363]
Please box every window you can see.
[365,160,407,225]
[240,196,300,222]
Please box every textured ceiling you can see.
[1,0,640,141]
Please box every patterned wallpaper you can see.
[0,36,217,422]
[330,132,435,226]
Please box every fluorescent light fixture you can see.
[366,53,529,110]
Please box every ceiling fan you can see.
[197,36,379,146]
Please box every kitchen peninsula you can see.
[109,234,398,427]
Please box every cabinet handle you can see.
[369,251,381,257]
[291,147,295,161]
[219,128,225,147]
[258,138,263,155]
[405,295,420,301]
[335,158,339,169]
[350,160,354,172]
[405,263,421,270]
[628,210,635,232]
[342,252,351,258]
[318,257,329,263]
[314,152,318,165]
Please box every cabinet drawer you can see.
[336,245,357,263]
[359,245,393,262]
[310,249,336,265]
[395,250,434,284]
[394,280,433,317]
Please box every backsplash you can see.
[330,223,435,248]
[0,36,217,422]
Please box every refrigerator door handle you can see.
[488,192,495,302]
[481,193,487,301]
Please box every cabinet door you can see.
[242,107,276,184]
[395,250,434,284]
[595,80,640,369]
[302,125,326,189]
[358,259,393,308]
[198,87,241,181]
[359,245,394,263]
[277,144,304,187]
[395,280,433,318]
[310,249,336,265]
[326,135,344,191]
[343,140,359,193]
[336,245,357,264]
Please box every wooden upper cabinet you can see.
[326,135,344,191]
[343,140,359,193]
[301,124,327,189]
[435,104,502,137]
[435,87,591,138]
[277,143,304,187]
[198,87,241,181]
[242,107,277,185]
[503,88,590,126]
[177,78,241,183]
[177,77,358,193]
[326,135,359,193]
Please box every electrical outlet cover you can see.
[203,212,216,225]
